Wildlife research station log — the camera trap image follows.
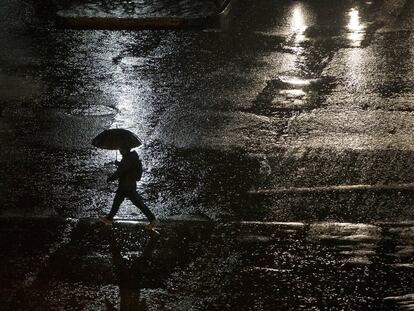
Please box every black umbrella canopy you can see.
[92,128,142,150]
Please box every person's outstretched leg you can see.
[106,191,125,220]
[128,191,158,229]
[100,191,124,225]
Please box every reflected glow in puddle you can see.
[348,8,362,32]
[279,89,306,97]
[120,56,147,66]
[280,76,314,86]
[347,8,366,45]
[291,5,307,42]
[115,220,147,225]
[348,32,364,43]
[70,105,117,116]
[239,221,305,227]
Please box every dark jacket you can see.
[108,151,142,192]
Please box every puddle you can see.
[69,105,117,116]
[250,75,336,116]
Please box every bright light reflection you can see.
[280,76,313,86]
[348,8,362,31]
[347,8,365,45]
[113,87,135,128]
[280,89,306,97]
[347,48,363,88]
[291,6,307,42]
[348,32,364,43]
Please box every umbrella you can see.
[92,128,142,150]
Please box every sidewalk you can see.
[1,216,412,310]
[56,0,234,29]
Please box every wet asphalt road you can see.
[0,0,414,310]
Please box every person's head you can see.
[120,147,131,156]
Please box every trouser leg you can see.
[128,191,155,222]
[107,191,125,220]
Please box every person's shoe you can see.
[145,219,159,231]
[99,215,112,225]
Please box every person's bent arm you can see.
[107,159,129,182]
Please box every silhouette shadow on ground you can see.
[101,224,159,311]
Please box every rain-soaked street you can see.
[1,0,413,310]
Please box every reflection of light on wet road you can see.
[309,223,381,265]
[291,5,307,42]
[237,221,414,268]
[65,31,155,136]
[99,50,154,138]
[109,71,153,132]
[60,30,157,215]
[279,76,313,86]
[348,8,361,31]
[112,83,136,129]
[346,48,363,90]
[347,8,365,46]
[279,89,306,97]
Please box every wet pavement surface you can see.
[1,217,413,310]
[57,0,221,18]
[1,0,414,309]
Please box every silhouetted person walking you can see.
[100,147,159,232]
